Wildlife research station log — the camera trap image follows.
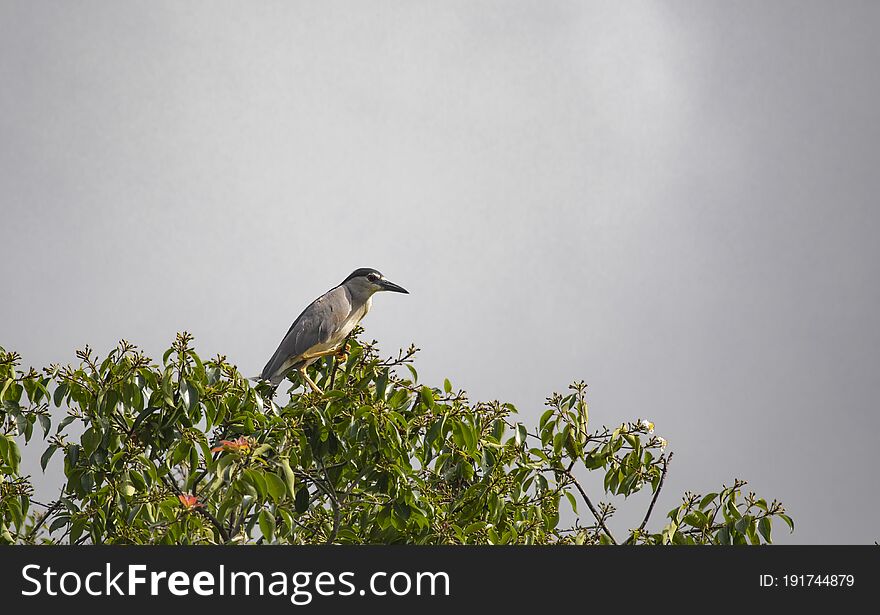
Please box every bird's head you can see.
[341,268,409,296]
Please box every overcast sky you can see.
[2,1,878,544]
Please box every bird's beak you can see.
[380,279,409,294]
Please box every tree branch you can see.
[317,462,341,545]
[25,499,61,543]
[563,469,617,545]
[161,475,230,543]
[625,452,673,545]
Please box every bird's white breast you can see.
[333,295,371,344]
[308,295,371,356]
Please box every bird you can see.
[258,268,408,393]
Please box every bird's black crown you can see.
[341,268,382,284]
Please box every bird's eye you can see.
[367,273,379,282]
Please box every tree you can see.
[0,332,792,545]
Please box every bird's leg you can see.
[302,348,345,361]
[328,340,350,391]
[335,339,350,362]
[328,355,338,391]
[299,367,324,395]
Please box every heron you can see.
[258,268,408,393]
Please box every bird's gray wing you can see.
[260,286,349,384]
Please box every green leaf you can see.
[394,500,411,519]
[699,493,718,510]
[243,469,268,499]
[129,469,147,491]
[758,517,772,543]
[684,511,709,529]
[420,386,435,409]
[779,513,795,533]
[425,416,445,449]
[7,497,23,528]
[0,377,12,401]
[23,414,34,442]
[171,441,191,467]
[53,382,68,407]
[14,412,27,434]
[184,381,199,412]
[81,426,101,457]
[69,517,86,544]
[38,414,51,437]
[40,445,58,471]
[515,423,527,447]
[294,486,310,514]
[279,457,297,497]
[264,472,287,503]
[443,378,452,394]
[565,491,578,514]
[80,471,95,493]
[375,370,388,401]
[49,516,69,534]
[464,423,478,451]
[55,415,76,434]
[258,509,275,542]
[66,444,80,468]
[5,436,21,474]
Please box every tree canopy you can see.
[0,332,792,545]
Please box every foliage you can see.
[0,333,792,545]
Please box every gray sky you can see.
[2,1,878,544]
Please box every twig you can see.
[625,452,673,545]
[328,356,338,391]
[316,462,341,545]
[196,505,232,544]
[563,469,617,545]
[161,475,230,543]
[25,500,61,542]
[232,505,248,539]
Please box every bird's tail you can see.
[250,373,285,387]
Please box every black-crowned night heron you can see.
[258,268,408,393]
